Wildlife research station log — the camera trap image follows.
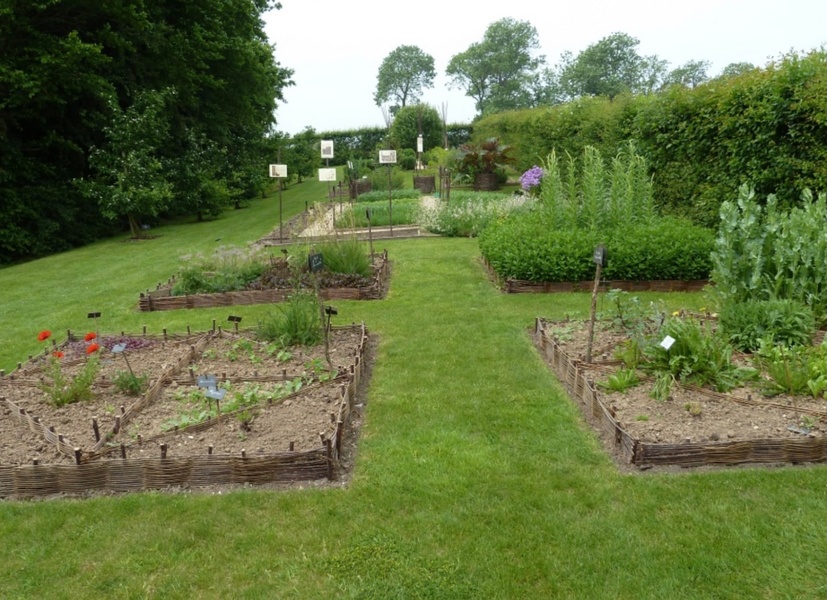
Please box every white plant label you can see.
[660,335,676,350]
[320,140,334,159]
[378,150,397,164]
[318,167,337,182]
[269,164,287,178]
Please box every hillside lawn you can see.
[0,176,824,599]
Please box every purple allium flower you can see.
[519,165,544,192]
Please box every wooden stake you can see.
[208,445,214,455]
[160,443,167,459]
[92,417,100,442]
[289,441,294,451]
[120,444,126,459]
[74,448,82,464]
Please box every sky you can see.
[262,0,826,135]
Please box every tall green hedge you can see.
[474,50,827,227]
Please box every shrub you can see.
[718,299,816,352]
[398,148,416,170]
[479,213,713,282]
[368,166,405,191]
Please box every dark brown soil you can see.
[0,328,368,470]
[543,319,826,447]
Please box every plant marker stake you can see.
[87,311,101,336]
[92,418,100,442]
[366,207,374,257]
[120,444,126,459]
[585,245,606,363]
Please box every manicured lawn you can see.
[0,178,824,599]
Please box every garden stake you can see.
[92,418,100,442]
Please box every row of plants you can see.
[710,184,826,325]
[171,237,373,296]
[336,199,421,229]
[479,145,714,282]
[597,290,826,408]
[418,191,535,238]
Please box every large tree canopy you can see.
[559,32,646,99]
[446,18,544,116]
[0,0,293,264]
[374,45,436,110]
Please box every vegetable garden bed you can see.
[533,318,826,469]
[138,250,390,311]
[0,324,371,499]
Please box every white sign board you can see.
[321,140,334,159]
[318,167,337,182]
[416,135,423,154]
[660,335,676,350]
[269,164,288,178]
[378,150,397,164]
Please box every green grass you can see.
[0,178,824,598]
[337,199,420,228]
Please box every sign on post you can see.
[269,164,288,178]
[378,150,397,164]
[321,140,334,159]
[593,245,607,267]
[308,252,324,273]
[318,167,337,182]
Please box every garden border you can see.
[137,250,390,311]
[533,318,826,468]
[0,323,370,499]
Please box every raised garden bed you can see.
[138,250,390,311]
[482,258,708,294]
[0,324,370,498]
[533,318,826,469]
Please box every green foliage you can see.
[339,200,420,229]
[446,18,544,116]
[368,166,406,191]
[642,318,757,400]
[256,291,322,348]
[398,149,417,170]
[418,192,532,238]
[171,246,268,295]
[353,189,422,204]
[598,368,641,393]
[318,238,372,277]
[389,104,443,153]
[374,45,436,109]
[754,341,827,398]
[40,356,100,407]
[479,213,713,282]
[718,299,816,352]
[711,185,827,323]
[559,32,647,99]
[113,371,150,396]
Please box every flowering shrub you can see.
[519,166,544,195]
[37,330,101,407]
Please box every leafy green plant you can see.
[456,137,515,177]
[36,330,102,406]
[718,298,816,352]
[642,317,757,400]
[113,370,149,396]
[257,291,322,347]
[172,245,269,295]
[754,340,827,398]
[711,185,827,324]
[418,191,533,238]
[598,368,640,393]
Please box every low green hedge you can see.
[478,214,714,282]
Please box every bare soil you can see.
[542,319,826,448]
[0,328,368,470]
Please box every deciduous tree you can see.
[374,45,436,110]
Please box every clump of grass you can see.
[318,237,371,277]
[257,291,322,347]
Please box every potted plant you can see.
[457,137,515,191]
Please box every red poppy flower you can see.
[86,343,100,355]
[84,332,97,342]
[52,351,65,359]
[38,330,52,342]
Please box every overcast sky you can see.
[262,0,826,135]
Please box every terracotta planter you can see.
[473,172,500,191]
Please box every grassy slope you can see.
[0,179,824,599]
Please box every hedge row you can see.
[478,214,714,283]
[474,50,827,227]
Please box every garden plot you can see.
[533,318,826,469]
[0,325,370,498]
